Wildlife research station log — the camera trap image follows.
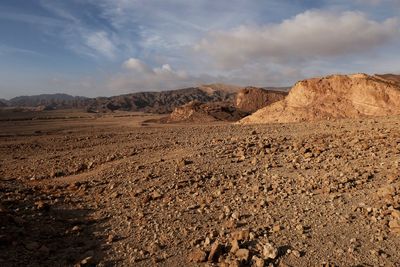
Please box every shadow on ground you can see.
[0,179,108,267]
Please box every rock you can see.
[71,225,81,232]
[24,241,40,250]
[150,191,163,200]
[261,242,278,260]
[107,234,115,244]
[231,229,250,241]
[388,219,400,233]
[188,248,207,263]
[110,192,121,198]
[0,204,8,213]
[35,201,50,211]
[292,250,301,257]
[235,248,250,261]
[272,224,282,232]
[391,210,400,219]
[38,245,50,256]
[230,239,240,253]
[231,211,240,220]
[75,256,94,267]
[252,256,265,267]
[208,240,223,262]
[377,185,395,198]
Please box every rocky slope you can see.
[240,74,400,124]
[235,87,288,113]
[163,101,249,123]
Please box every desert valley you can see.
[1,73,400,266]
[2,1,400,266]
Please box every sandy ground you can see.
[0,110,399,266]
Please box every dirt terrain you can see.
[1,110,400,266]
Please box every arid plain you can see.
[1,109,399,267]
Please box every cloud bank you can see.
[196,10,399,68]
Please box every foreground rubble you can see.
[0,114,399,266]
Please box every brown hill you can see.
[240,73,400,124]
[375,74,400,84]
[235,87,288,113]
[6,85,239,114]
[163,101,249,123]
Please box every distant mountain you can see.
[9,93,90,110]
[86,86,239,114]
[2,83,290,114]
[0,99,9,107]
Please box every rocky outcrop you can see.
[240,73,400,124]
[164,101,249,123]
[235,87,287,113]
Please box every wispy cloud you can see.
[0,44,43,57]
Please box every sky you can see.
[0,0,400,99]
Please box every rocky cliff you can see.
[240,74,400,124]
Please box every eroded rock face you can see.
[164,101,249,123]
[240,74,400,124]
[235,87,287,113]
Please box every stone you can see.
[107,234,115,244]
[272,224,282,232]
[38,245,50,256]
[235,248,250,261]
[76,256,94,267]
[253,256,265,267]
[377,185,395,198]
[232,211,240,220]
[35,201,50,211]
[292,250,301,257]
[151,191,163,200]
[188,248,207,263]
[391,210,400,219]
[230,239,240,253]
[388,219,400,233]
[208,241,223,262]
[71,225,81,232]
[25,241,40,250]
[231,229,250,241]
[261,242,278,260]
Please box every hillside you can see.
[3,85,241,114]
[162,101,249,123]
[240,73,400,124]
[235,87,288,113]
[8,94,90,110]
[86,86,239,114]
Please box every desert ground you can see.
[1,110,400,267]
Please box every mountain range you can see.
[0,84,289,114]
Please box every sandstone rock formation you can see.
[240,73,400,124]
[235,87,287,113]
[163,101,249,123]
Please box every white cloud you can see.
[85,31,116,59]
[123,58,153,73]
[196,10,400,68]
[108,59,207,92]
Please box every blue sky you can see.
[0,0,400,98]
